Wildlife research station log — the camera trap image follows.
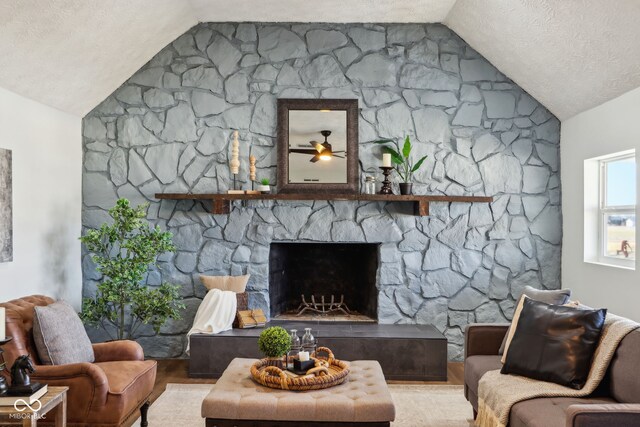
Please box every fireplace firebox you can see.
[268,243,378,321]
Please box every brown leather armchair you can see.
[0,295,157,427]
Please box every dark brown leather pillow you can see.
[501,298,606,389]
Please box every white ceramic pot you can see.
[257,184,271,194]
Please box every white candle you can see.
[298,351,309,362]
[0,307,5,340]
[382,153,392,167]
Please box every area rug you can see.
[133,383,473,426]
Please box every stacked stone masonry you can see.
[81,22,561,360]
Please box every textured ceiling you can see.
[0,0,639,120]
[445,0,640,120]
[0,0,196,117]
[189,0,456,23]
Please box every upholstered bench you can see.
[201,358,396,426]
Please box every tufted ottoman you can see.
[201,358,395,426]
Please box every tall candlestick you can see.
[382,153,392,168]
[249,155,256,184]
[230,131,240,175]
[229,131,240,190]
[379,167,394,195]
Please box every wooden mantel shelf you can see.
[155,193,493,216]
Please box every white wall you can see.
[0,87,82,308]
[561,86,640,320]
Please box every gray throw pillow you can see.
[519,286,572,305]
[33,301,95,365]
[498,286,571,354]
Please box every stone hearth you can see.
[81,22,562,361]
[189,322,447,380]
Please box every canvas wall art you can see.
[0,148,12,262]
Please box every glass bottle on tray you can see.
[287,329,301,370]
[301,328,317,355]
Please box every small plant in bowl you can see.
[257,178,271,194]
[374,136,428,195]
[258,326,291,367]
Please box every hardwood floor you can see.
[151,359,464,402]
[151,359,215,402]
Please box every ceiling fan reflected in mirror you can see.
[290,130,346,163]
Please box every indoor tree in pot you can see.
[374,136,428,195]
[80,198,185,341]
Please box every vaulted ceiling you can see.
[1,0,639,120]
[444,0,640,122]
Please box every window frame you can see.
[598,153,636,268]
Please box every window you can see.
[598,153,636,267]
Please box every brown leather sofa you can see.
[0,295,157,427]
[464,323,640,427]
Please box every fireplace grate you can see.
[296,294,351,316]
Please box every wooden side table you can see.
[0,386,68,426]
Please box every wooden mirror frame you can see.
[277,98,359,194]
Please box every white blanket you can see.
[187,289,237,352]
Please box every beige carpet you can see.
[133,383,474,426]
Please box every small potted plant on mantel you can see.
[257,178,271,194]
[374,136,428,195]
[258,326,291,369]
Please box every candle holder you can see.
[0,336,13,396]
[379,167,394,195]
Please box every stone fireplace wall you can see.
[81,22,561,360]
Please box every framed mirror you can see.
[277,99,359,194]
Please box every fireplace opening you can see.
[269,243,378,322]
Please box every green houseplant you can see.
[257,178,271,194]
[374,136,428,195]
[258,326,291,367]
[80,198,185,340]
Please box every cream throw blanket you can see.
[186,289,237,352]
[476,313,639,427]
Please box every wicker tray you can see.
[250,347,350,391]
